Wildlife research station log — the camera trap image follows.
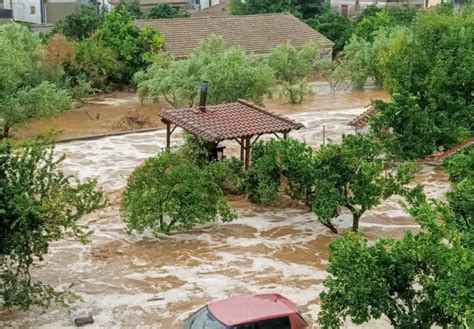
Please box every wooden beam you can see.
[166,122,171,149]
[240,137,244,161]
[250,134,263,146]
[245,136,251,170]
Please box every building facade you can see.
[330,0,424,18]
[4,0,108,24]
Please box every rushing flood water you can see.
[0,85,449,328]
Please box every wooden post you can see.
[166,122,171,149]
[240,137,245,161]
[283,132,289,140]
[322,125,326,146]
[245,136,251,170]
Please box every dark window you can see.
[234,317,291,329]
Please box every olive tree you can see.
[121,150,237,235]
[134,35,275,108]
[319,199,473,328]
[268,42,317,104]
[0,24,71,138]
[311,134,420,233]
[0,138,104,310]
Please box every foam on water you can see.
[0,107,451,328]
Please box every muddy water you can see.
[12,82,390,141]
[0,85,449,328]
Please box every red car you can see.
[183,294,308,329]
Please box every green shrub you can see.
[121,151,237,235]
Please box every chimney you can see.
[199,81,208,112]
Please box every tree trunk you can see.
[323,221,338,234]
[352,213,361,232]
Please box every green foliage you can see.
[353,10,395,42]
[0,138,104,310]
[368,9,473,158]
[145,4,190,19]
[442,144,474,183]
[181,132,211,166]
[54,4,104,41]
[443,144,473,230]
[269,42,317,103]
[0,24,71,137]
[389,7,418,26]
[319,200,473,328]
[121,150,237,235]
[306,12,353,55]
[134,35,275,107]
[228,0,327,19]
[315,57,349,93]
[340,36,375,89]
[244,139,315,205]
[96,9,164,82]
[311,134,420,233]
[75,37,124,89]
[115,0,143,18]
[245,140,281,204]
[372,93,439,160]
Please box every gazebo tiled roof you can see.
[348,106,376,129]
[160,99,304,142]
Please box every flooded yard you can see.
[0,84,449,328]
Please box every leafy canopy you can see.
[134,35,275,108]
[0,137,104,310]
[268,42,317,103]
[319,199,474,328]
[121,150,237,235]
[0,24,71,137]
[228,0,327,19]
[145,4,190,19]
[54,4,104,41]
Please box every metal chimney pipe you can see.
[199,81,208,112]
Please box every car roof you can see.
[207,294,299,326]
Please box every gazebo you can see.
[160,85,304,169]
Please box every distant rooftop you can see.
[348,106,376,129]
[436,136,474,159]
[135,13,334,59]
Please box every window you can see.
[341,5,349,18]
[30,6,36,15]
[184,307,228,329]
[234,317,291,329]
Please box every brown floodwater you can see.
[1,83,449,328]
[12,82,390,141]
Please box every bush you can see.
[145,4,190,19]
[0,138,104,310]
[121,151,237,235]
[54,4,104,41]
[134,35,275,107]
[306,12,353,56]
[75,37,124,89]
[268,42,317,104]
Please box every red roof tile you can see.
[348,106,376,129]
[135,13,334,59]
[436,136,474,159]
[160,100,304,142]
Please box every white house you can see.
[4,0,109,24]
[330,0,424,18]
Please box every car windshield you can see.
[184,306,228,329]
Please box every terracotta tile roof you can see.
[135,13,334,59]
[160,99,304,142]
[348,106,376,129]
[436,136,474,159]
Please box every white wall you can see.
[4,0,42,24]
[193,0,220,10]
